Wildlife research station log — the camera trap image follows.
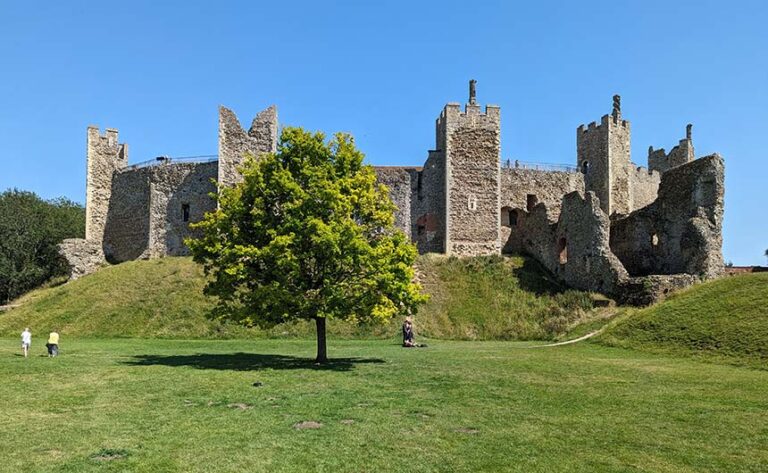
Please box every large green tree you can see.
[188,127,425,362]
[0,189,85,302]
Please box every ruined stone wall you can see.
[103,162,217,262]
[86,127,128,243]
[522,191,628,295]
[104,167,151,262]
[58,239,105,280]
[147,162,218,258]
[499,168,584,254]
[412,150,446,253]
[500,168,584,219]
[648,126,694,174]
[629,166,660,211]
[610,154,724,279]
[218,106,277,188]
[443,104,501,256]
[373,166,417,236]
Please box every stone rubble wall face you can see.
[608,118,632,215]
[58,238,105,279]
[218,106,277,188]
[629,166,661,211]
[103,162,217,262]
[444,105,501,256]
[577,120,611,215]
[411,151,446,253]
[372,167,414,236]
[523,191,628,295]
[648,139,694,174]
[147,162,218,258]
[104,167,152,262]
[86,127,127,243]
[500,169,584,219]
[609,154,724,279]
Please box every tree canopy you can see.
[0,189,85,302]
[188,127,425,362]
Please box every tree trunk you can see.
[315,317,328,363]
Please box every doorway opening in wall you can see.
[501,207,518,227]
[526,194,538,212]
[557,237,568,265]
[182,204,190,222]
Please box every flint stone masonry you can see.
[618,274,699,306]
[373,166,420,235]
[523,191,628,295]
[500,169,584,220]
[58,239,105,280]
[66,87,725,305]
[411,150,446,253]
[218,105,277,187]
[610,154,724,279]
[648,126,694,174]
[86,127,127,242]
[443,104,501,257]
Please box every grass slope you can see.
[1,338,766,472]
[0,255,596,341]
[598,273,768,368]
[417,255,594,340]
[0,258,246,339]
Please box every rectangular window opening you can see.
[182,203,191,222]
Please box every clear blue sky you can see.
[0,0,765,264]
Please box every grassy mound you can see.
[416,255,594,340]
[0,255,596,340]
[0,258,244,339]
[597,273,768,367]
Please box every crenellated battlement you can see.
[648,124,694,174]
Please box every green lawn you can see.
[1,338,766,472]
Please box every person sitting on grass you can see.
[21,327,31,358]
[46,330,60,357]
[402,317,415,347]
[403,316,429,348]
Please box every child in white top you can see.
[21,328,31,358]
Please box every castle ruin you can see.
[61,83,725,304]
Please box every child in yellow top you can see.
[46,331,59,357]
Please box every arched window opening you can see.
[526,194,538,212]
[651,233,659,247]
[581,161,590,174]
[557,237,568,265]
[501,207,518,227]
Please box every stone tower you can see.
[648,124,695,174]
[217,105,278,187]
[85,126,128,245]
[436,81,501,256]
[577,95,632,216]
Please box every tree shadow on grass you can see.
[123,353,385,372]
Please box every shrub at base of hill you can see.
[597,273,768,368]
[0,189,85,303]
